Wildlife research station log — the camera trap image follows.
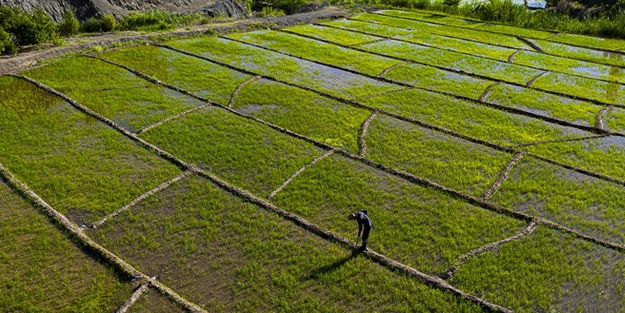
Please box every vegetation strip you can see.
[283,27,625,112]
[91,171,194,228]
[267,150,336,199]
[479,82,501,102]
[358,110,379,157]
[116,283,151,313]
[88,48,625,248]
[10,70,516,312]
[0,162,206,313]
[349,37,391,47]
[354,86,414,100]
[376,61,408,77]
[137,104,213,135]
[525,70,550,87]
[226,35,610,134]
[516,134,611,147]
[228,75,263,107]
[507,50,520,63]
[515,36,545,53]
[480,152,525,200]
[596,105,615,130]
[441,221,538,280]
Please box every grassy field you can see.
[2,8,625,313]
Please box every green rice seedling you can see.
[485,83,600,127]
[526,135,625,182]
[491,156,625,244]
[92,175,486,312]
[532,72,625,105]
[322,18,414,38]
[604,107,625,134]
[24,56,205,132]
[473,22,555,40]
[365,115,513,196]
[0,179,134,312]
[99,45,252,104]
[127,289,185,313]
[550,33,625,53]
[360,88,588,146]
[283,24,383,46]
[350,12,526,56]
[376,9,485,28]
[0,76,181,222]
[451,227,625,312]
[271,154,525,274]
[232,79,370,153]
[513,50,625,84]
[382,63,492,99]
[165,37,400,99]
[138,106,325,197]
[226,30,401,76]
[360,40,544,85]
[534,39,625,68]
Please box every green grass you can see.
[484,83,600,127]
[377,10,486,28]
[232,79,370,153]
[526,135,625,182]
[604,107,625,134]
[127,289,185,313]
[491,156,625,244]
[99,45,252,104]
[322,18,414,38]
[360,39,543,85]
[138,105,325,197]
[271,154,525,274]
[91,174,487,312]
[165,37,401,99]
[451,227,625,312]
[379,63,492,99]
[534,39,625,68]
[0,76,182,222]
[532,72,625,105]
[473,22,556,40]
[283,24,383,46]
[360,88,588,146]
[365,115,513,196]
[513,50,625,84]
[24,56,206,132]
[0,178,134,312]
[226,30,402,76]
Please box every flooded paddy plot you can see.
[491,156,625,244]
[360,88,589,146]
[232,79,370,154]
[484,83,600,127]
[271,154,525,274]
[138,105,325,197]
[91,174,486,312]
[604,106,625,134]
[532,71,625,105]
[226,30,401,77]
[526,135,625,182]
[127,289,186,313]
[24,57,206,132]
[533,39,625,68]
[379,62,492,99]
[451,227,625,313]
[0,76,181,223]
[376,10,485,28]
[165,37,400,99]
[365,115,513,196]
[360,39,544,85]
[99,45,252,104]
[0,179,134,312]
[550,33,625,53]
[282,23,384,46]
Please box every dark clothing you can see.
[355,210,372,246]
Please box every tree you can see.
[58,9,80,36]
[0,25,17,55]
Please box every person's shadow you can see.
[304,254,356,281]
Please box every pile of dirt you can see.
[0,0,247,22]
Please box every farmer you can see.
[348,209,372,251]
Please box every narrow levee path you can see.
[116,283,150,313]
[267,149,336,199]
[228,75,263,107]
[480,152,525,200]
[358,110,379,157]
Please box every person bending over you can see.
[348,209,372,251]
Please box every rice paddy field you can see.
[2,8,625,313]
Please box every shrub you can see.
[58,9,80,36]
[0,6,55,46]
[0,26,17,54]
[102,14,116,32]
[260,6,286,17]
